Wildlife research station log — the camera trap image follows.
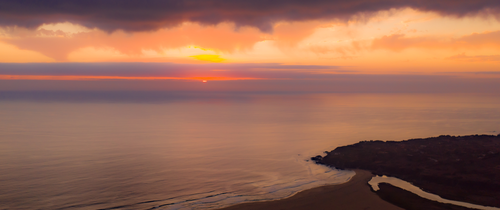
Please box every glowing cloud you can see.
[190,55,226,63]
[0,2,499,75]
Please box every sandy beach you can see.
[218,169,403,210]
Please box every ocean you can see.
[1,92,499,209]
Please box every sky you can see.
[0,0,499,92]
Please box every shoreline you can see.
[218,135,500,210]
[315,135,500,208]
[217,169,403,210]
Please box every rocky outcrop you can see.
[313,135,500,208]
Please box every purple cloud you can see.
[0,0,499,32]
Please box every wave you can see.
[85,164,354,210]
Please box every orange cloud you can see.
[446,53,500,62]
[2,22,265,61]
[0,42,54,62]
[5,36,92,61]
[308,41,366,56]
[0,20,334,62]
[272,21,322,47]
[371,31,500,51]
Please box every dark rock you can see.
[375,183,475,210]
[310,155,323,163]
[313,135,500,208]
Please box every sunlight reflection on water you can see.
[0,93,499,209]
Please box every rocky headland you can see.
[312,134,500,208]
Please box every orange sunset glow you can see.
[2,2,500,210]
[0,75,260,81]
[0,1,499,90]
[0,6,499,75]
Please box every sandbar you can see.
[218,169,403,210]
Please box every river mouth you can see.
[368,175,500,210]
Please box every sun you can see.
[202,80,207,83]
[190,55,226,63]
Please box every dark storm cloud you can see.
[0,0,499,32]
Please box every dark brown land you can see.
[313,134,500,208]
[218,169,403,210]
[375,183,474,210]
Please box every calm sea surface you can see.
[1,93,499,209]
